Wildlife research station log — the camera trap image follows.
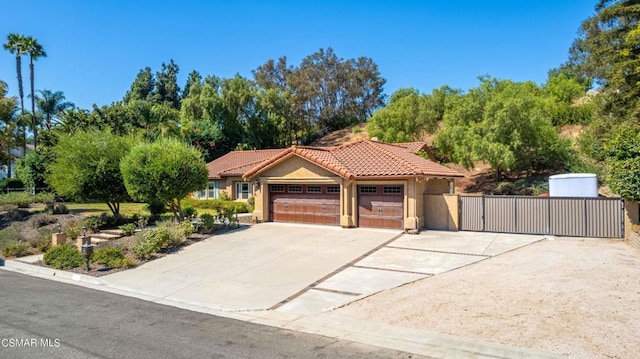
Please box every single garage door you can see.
[358,185,404,229]
[269,184,340,225]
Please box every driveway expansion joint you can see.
[310,287,361,296]
[385,245,492,257]
[351,264,433,276]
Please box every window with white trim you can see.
[326,186,340,193]
[288,185,303,193]
[306,185,322,193]
[207,181,219,199]
[235,182,252,200]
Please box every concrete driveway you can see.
[275,230,544,315]
[104,223,399,310]
[104,223,544,315]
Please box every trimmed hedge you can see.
[182,198,249,213]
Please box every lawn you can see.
[29,202,218,217]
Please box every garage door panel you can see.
[358,185,404,230]
[269,185,340,226]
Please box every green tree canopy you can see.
[435,77,571,178]
[120,138,208,220]
[604,124,640,201]
[47,130,133,216]
[367,86,457,143]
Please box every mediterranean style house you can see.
[199,140,463,231]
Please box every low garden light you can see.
[56,222,62,233]
[80,225,93,272]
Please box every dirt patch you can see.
[318,238,640,358]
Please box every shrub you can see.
[30,214,57,228]
[0,226,23,244]
[64,220,83,240]
[34,192,55,204]
[119,223,136,236]
[0,178,24,192]
[131,222,189,259]
[219,191,232,201]
[84,216,106,233]
[2,241,30,257]
[145,199,166,220]
[0,192,33,208]
[181,198,249,213]
[199,213,215,233]
[352,126,361,134]
[92,246,126,268]
[50,203,69,214]
[137,215,149,229]
[28,229,52,253]
[183,206,197,219]
[43,244,85,269]
[247,196,255,213]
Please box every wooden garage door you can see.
[269,184,340,225]
[358,185,404,229]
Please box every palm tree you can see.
[24,36,46,148]
[3,33,28,153]
[36,90,74,130]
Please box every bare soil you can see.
[319,238,640,358]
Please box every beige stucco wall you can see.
[424,194,459,231]
[624,200,639,240]
[250,156,342,223]
[425,178,452,194]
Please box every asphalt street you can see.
[0,270,424,359]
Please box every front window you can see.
[235,182,252,200]
[207,181,219,199]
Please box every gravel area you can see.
[319,237,640,358]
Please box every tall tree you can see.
[123,67,155,105]
[3,34,26,115]
[23,36,46,148]
[181,70,202,99]
[0,80,18,177]
[253,48,386,143]
[569,0,640,118]
[153,59,180,109]
[3,33,28,153]
[35,90,74,130]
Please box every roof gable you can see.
[243,140,462,179]
[207,149,284,179]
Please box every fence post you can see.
[546,197,551,235]
[481,195,486,232]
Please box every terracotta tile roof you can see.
[207,149,284,179]
[394,142,428,153]
[242,140,463,179]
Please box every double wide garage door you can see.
[269,184,340,225]
[358,185,404,230]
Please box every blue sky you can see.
[1,1,595,110]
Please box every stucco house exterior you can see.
[201,140,463,231]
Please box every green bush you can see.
[131,222,189,259]
[0,226,23,244]
[145,199,166,220]
[182,206,197,219]
[43,244,85,269]
[64,220,82,240]
[28,229,52,253]
[352,126,361,134]
[2,241,30,257]
[34,192,55,204]
[53,203,69,214]
[84,216,106,233]
[199,213,215,233]
[0,178,25,192]
[0,192,33,207]
[247,196,255,213]
[181,198,249,213]
[92,246,126,268]
[119,223,136,236]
